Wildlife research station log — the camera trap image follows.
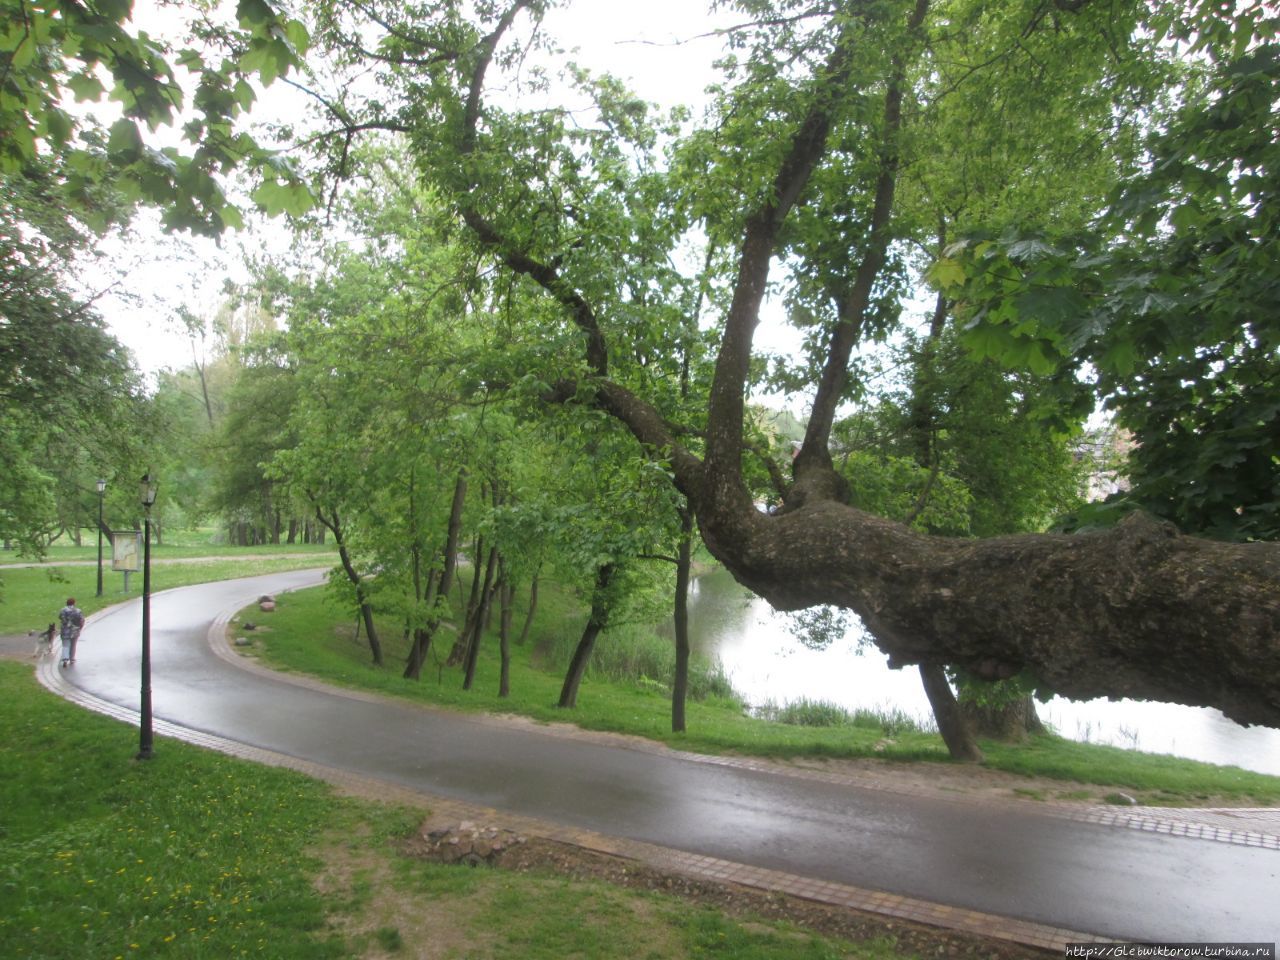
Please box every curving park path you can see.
[36,570,1280,949]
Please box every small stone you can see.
[242,622,257,631]
[259,600,276,612]
[1104,792,1138,806]
[233,637,251,647]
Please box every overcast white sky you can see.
[97,0,741,376]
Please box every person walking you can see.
[58,598,84,667]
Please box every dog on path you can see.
[31,623,56,660]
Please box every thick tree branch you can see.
[796,0,931,485]
[545,378,705,501]
[454,0,609,374]
[459,210,609,375]
[704,24,861,505]
[699,502,1280,728]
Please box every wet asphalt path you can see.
[49,571,1279,943]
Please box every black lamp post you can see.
[95,478,106,598]
[138,472,157,761]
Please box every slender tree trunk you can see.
[191,337,215,426]
[448,535,485,666]
[516,570,539,646]
[402,571,442,682]
[405,470,468,680]
[463,546,498,690]
[918,663,983,762]
[672,507,694,733]
[315,504,383,667]
[442,470,467,586]
[287,517,298,544]
[498,558,513,698]
[558,564,616,709]
[357,603,379,665]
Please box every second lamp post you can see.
[138,472,157,761]
[95,478,106,598]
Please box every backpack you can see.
[59,606,82,639]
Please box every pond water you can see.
[683,569,1280,777]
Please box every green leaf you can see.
[961,322,1016,362]
[1023,341,1059,377]
[107,118,142,158]
[67,72,106,102]
[220,205,245,230]
[1169,202,1202,232]
[1014,287,1087,329]
[237,0,277,29]
[284,20,311,56]
[929,257,967,291]
[96,0,133,20]
[1006,238,1057,261]
[176,49,206,71]
[233,79,257,111]
[40,107,73,145]
[251,178,315,217]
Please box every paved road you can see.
[40,570,1280,944]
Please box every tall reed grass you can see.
[539,622,741,705]
[753,697,936,735]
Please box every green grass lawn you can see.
[0,553,335,635]
[239,584,1280,807]
[9,541,336,562]
[0,662,919,960]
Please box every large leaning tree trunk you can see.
[433,0,1280,731]
[918,663,983,762]
[961,694,1046,742]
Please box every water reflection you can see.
[680,569,1280,777]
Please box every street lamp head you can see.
[96,478,107,495]
[139,472,157,509]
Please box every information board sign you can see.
[111,531,143,572]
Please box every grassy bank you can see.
[239,584,1280,806]
[0,553,334,635]
[0,662,917,960]
[2,525,336,560]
